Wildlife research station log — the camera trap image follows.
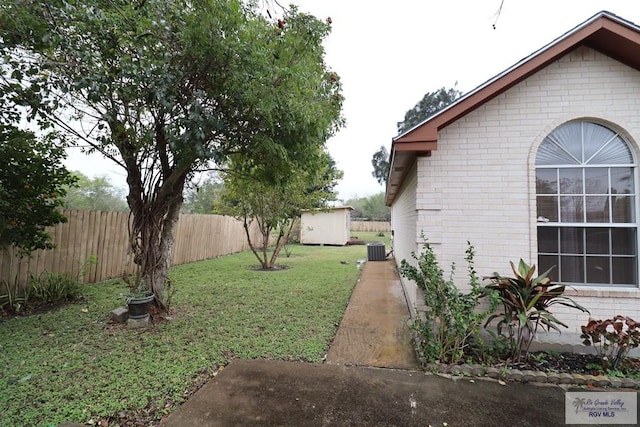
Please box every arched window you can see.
[535,120,638,287]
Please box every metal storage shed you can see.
[300,206,353,246]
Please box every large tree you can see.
[1,1,343,309]
[371,85,462,186]
[63,172,128,212]
[362,192,390,221]
[181,173,224,215]
[345,192,390,221]
[0,126,76,254]
[397,85,463,134]
[371,145,390,186]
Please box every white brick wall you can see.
[399,46,640,341]
[390,163,421,311]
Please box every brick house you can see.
[387,11,640,343]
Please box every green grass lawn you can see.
[351,230,391,247]
[0,243,371,426]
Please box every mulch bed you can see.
[504,351,640,377]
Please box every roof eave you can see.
[386,11,640,206]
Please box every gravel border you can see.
[424,362,640,388]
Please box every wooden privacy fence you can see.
[0,210,260,290]
[350,221,391,232]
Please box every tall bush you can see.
[400,240,499,365]
[0,126,76,254]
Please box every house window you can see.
[535,120,638,287]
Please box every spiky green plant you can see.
[484,259,589,361]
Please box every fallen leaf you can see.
[498,380,506,386]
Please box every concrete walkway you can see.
[326,260,417,369]
[163,359,574,427]
[161,258,628,426]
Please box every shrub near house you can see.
[484,260,589,362]
[400,240,499,365]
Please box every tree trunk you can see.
[244,215,277,270]
[268,217,297,268]
[144,195,182,310]
[122,141,187,313]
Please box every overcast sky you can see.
[64,0,640,202]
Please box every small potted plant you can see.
[122,271,154,320]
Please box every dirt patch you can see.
[247,265,290,271]
[0,297,85,322]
